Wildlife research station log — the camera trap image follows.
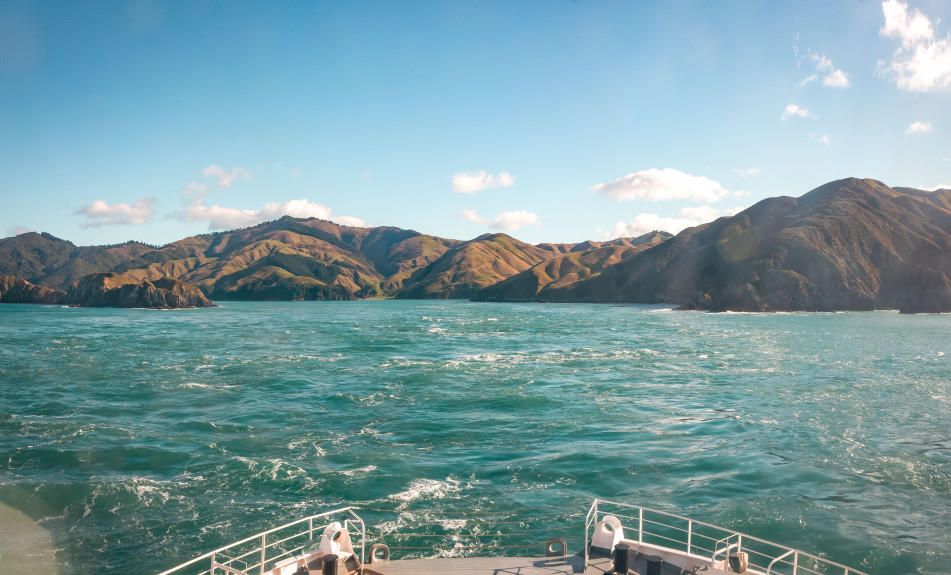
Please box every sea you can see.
[0,300,948,575]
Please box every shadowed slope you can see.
[541,179,951,312]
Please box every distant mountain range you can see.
[2,178,950,312]
[0,216,670,302]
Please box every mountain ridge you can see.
[3,178,950,311]
[524,178,951,313]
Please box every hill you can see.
[537,178,951,313]
[0,219,462,300]
[394,233,562,299]
[474,231,671,301]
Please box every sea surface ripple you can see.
[0,301,948,574]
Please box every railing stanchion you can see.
[687,520,693,555]
[638,507,643,544]
[260,533,266,575]
[793,550,799,575]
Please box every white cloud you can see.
[171,204,260,230]
[289,167,305,180]
[920,183,951,191]
[490,210,541,231]
[330,215,370,227]
[678,205,721,222]
[605,204,745,238]
[590,168,730,203]
[724,206,747,217]
[799,74,819,89]
[904,121,933,134]
[5,226,29,237]
[732,167,761,178]
[879,0,951,92]
[800,52,851,88]
[452,170,515,194]
[76,197,157,228]
[823,68,851,88]
[171,198,366,231]
[203,165,252,188]
[782,104,815,120]
[258,199,333,221]
[460,209,489,225]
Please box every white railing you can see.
[157,507,364,575]
[584,499,867,575]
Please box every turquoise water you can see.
[0,301,948,574]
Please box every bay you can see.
[0,301,948,574]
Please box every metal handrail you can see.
[588,499,867,575]
[158,500,867,575]
[767,549,796,575]
[156,506,363,575]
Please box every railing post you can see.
[260,534,266,575]
[638,507,643,544]
[687,520,692,555]
[309,517,313,544]
[211,553,216,575]
[793,550,798,575]
[738,534,743,553]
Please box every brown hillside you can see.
[474,231,672,301]
[395,233,561,299]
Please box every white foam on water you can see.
[341,465,377,477]
[389,477,461,503]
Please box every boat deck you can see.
[366,548,726,575]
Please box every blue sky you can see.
[1,0,949,247]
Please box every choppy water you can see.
[0,301,948,574]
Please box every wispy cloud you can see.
[590,168,731,203]
[452,170,515,194]
[800,52,851,88]
[460,209,488,225]
[879,0,951,92]
[170,198,367,231]
[732,167,761,178]
[203,165,252,188]
[603,204,746,239]
[782,104,815,120]
[491,209,540,231]
[920,183,951,191]
[5,226,29,238]
[809,133,831,147]
[173,165,365,230]
[904,121,933,134]
[459,208,540,231]
[75,197,157,228]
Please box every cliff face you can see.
[0,275,66,304]
[66,273,215,309]
[541,179,951,313]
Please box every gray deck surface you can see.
[369,554,603,574]
[367,551,707,575]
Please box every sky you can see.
[1,0,949,247]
